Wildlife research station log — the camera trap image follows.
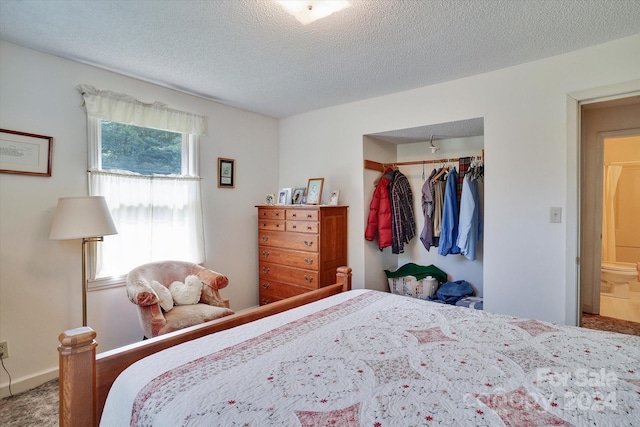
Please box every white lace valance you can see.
[76,84,207,135]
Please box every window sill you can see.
[87,275,126,291]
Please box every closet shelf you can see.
[364,149,484,172]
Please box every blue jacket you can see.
[438,168,460,255]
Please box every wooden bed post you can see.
[58,327,98,427]
[336,266,352,291]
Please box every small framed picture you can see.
[329,190,340,205]
[266,194,276,206]
[0,129,54,177]
[292,187,305,205]
[305,178,324,205]
[218,157,235,188]
[277,188,292,205]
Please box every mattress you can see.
[101,289,640,426]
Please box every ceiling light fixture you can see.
[276,1,351,25]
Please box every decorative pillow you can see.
[150,280,174,312]
[169,275,202,305]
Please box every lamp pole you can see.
[81,236,104,326]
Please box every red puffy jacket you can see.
[365,168,394,250]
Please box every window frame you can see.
[87,117,200,289]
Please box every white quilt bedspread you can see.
[101,290,640,426]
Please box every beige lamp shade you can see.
[50,196,118,239]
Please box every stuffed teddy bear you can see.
[169,274,203,305]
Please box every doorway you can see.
[579,97,640,324]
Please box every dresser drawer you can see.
[258,219,285,231]
[286,210,318,221]
[259,262,320,288]
[258,208,285,219]
[258,292,284,306]
[259,246,319,270]
[259,231,319,252]
[286,220,318,233]
[259,280,309,305]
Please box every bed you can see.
[58,266,640,426]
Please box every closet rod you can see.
[364,149,484,172]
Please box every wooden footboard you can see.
[58,266,352,427]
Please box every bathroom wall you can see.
[605,136,640,263]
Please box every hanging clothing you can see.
[456,175,483,260]
[365,168,394,250]
[457,156,472,207]
[432,175,445,241]
[420,168,437,250]
[438,167,461,256]
[389,170,416,254]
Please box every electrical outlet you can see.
[0,341,8,359]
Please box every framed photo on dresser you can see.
[292,188,305,205]
[305,178,324,205]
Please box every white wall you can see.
[279,34,640,325]
[0,41,279,396]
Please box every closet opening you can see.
[362,118,485,302]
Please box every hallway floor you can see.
[600,287,640,323]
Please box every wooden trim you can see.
[364,151,484,172]
[59,266,352,426]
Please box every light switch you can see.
[550,207,562,223]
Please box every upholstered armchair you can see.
[126,260,234,338]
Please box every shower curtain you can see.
[602,164,623,262]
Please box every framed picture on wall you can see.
[218,157,235,188]
[305,178,324,205]
[0,129,53,177]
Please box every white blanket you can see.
[101,290,640,426]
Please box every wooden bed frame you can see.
[58,266,352,427]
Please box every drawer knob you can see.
[292,224,297,229]
[261,298,271,305]
[307,214,312,218]
[304,258,313,265]
[261,236,269,242]
[304,240,314,247]
[262,266,270,273]
[261,282,270,289]
[261,251,270,258]
[292,213,297,217]
[275,224,279,228]
[307,225,312,230]
[275,212,280,216]
[304,275,314,283]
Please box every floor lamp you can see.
[50,196,117,326]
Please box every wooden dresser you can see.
[257,205,348,305]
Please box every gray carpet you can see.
[0,379,58,426]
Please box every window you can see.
[77,85,207,284]
[101,121,183,175]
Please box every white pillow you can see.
[150,280,174,312]
[169,275,202,305]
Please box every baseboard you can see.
[0,367,58,399]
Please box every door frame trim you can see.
[567,79,640,326]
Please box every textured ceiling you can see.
[1,0,639,120]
